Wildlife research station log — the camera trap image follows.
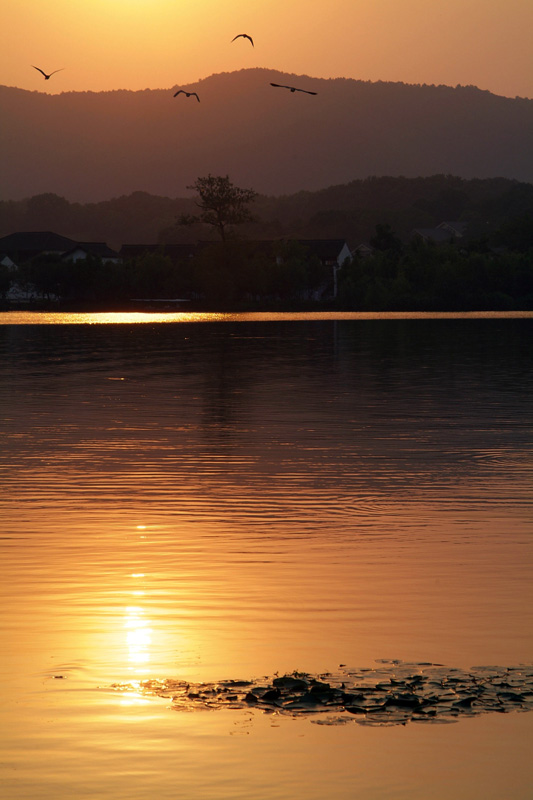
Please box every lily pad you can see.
[111,661,533,728]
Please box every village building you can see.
[0,231,79,263]
[62,242,121,264]
[0,231,120,304]
[351,243,375,259]
[412,220,468,244]
[119,243,196,262]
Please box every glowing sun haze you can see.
[3,0,532,98]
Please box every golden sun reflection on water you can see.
[125,605,152,667]
[0,311,233,325]
[118,690,152,707]
[1,310,533,325]
[124,561,153,669]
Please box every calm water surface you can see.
[1,312,532,799]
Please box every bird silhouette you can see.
[231,33,254,46]
[32,66,64,80]
[270,83,317,95]
[173,90,200,102]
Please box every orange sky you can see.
[2,0,532,99]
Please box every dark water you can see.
[1,314,532,799]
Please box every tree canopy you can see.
[179,175,257,242]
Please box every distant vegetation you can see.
[3,233,531,311]
[1,174,532,250]
[337,228,533,311]
[178,174,258,242]
[1,174,532,311]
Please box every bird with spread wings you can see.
[270,83,317,95]
[231,33,254,46]
[32,66,64,80]
[173,90,200,102]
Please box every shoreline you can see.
[1,309,532,324]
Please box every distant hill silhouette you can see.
[2,176,532,251]
[1,68,532,202]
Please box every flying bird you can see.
[270,82,317,95]
[231,33,254,46]
[32,66,64,80]
[173,90,200,102]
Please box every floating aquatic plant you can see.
[111,661,533,727]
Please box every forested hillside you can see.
[1,70,532,201]
[1,175,532,250]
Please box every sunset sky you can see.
[2,0,532,99]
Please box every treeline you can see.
[1,173,532,310]
[0,240,330,308]
[1,175,533,249]
[2,233,532,311]
[337,227,533,311]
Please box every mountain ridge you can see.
[3,175,531,252]
[1,69,532,202]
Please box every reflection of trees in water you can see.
[2,319,531,501]
[197,321,340,435]
[183,319,533,504]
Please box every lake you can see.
[1,311,532,799]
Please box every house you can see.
[296,239,352,269]
[412,227,454,244]
[412,220,468,244]
[62,242,121,264]
[352,243,375,259]
[119,243,196,263]
[235,238,352,300]
[0,252,16,269]
[0,231,121,263]
[437,221,468,238]
[0,231,120,305]
[239,238,351,266]
[0,231,78,262]
[297,240,352,299]
[120,239,351,269]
